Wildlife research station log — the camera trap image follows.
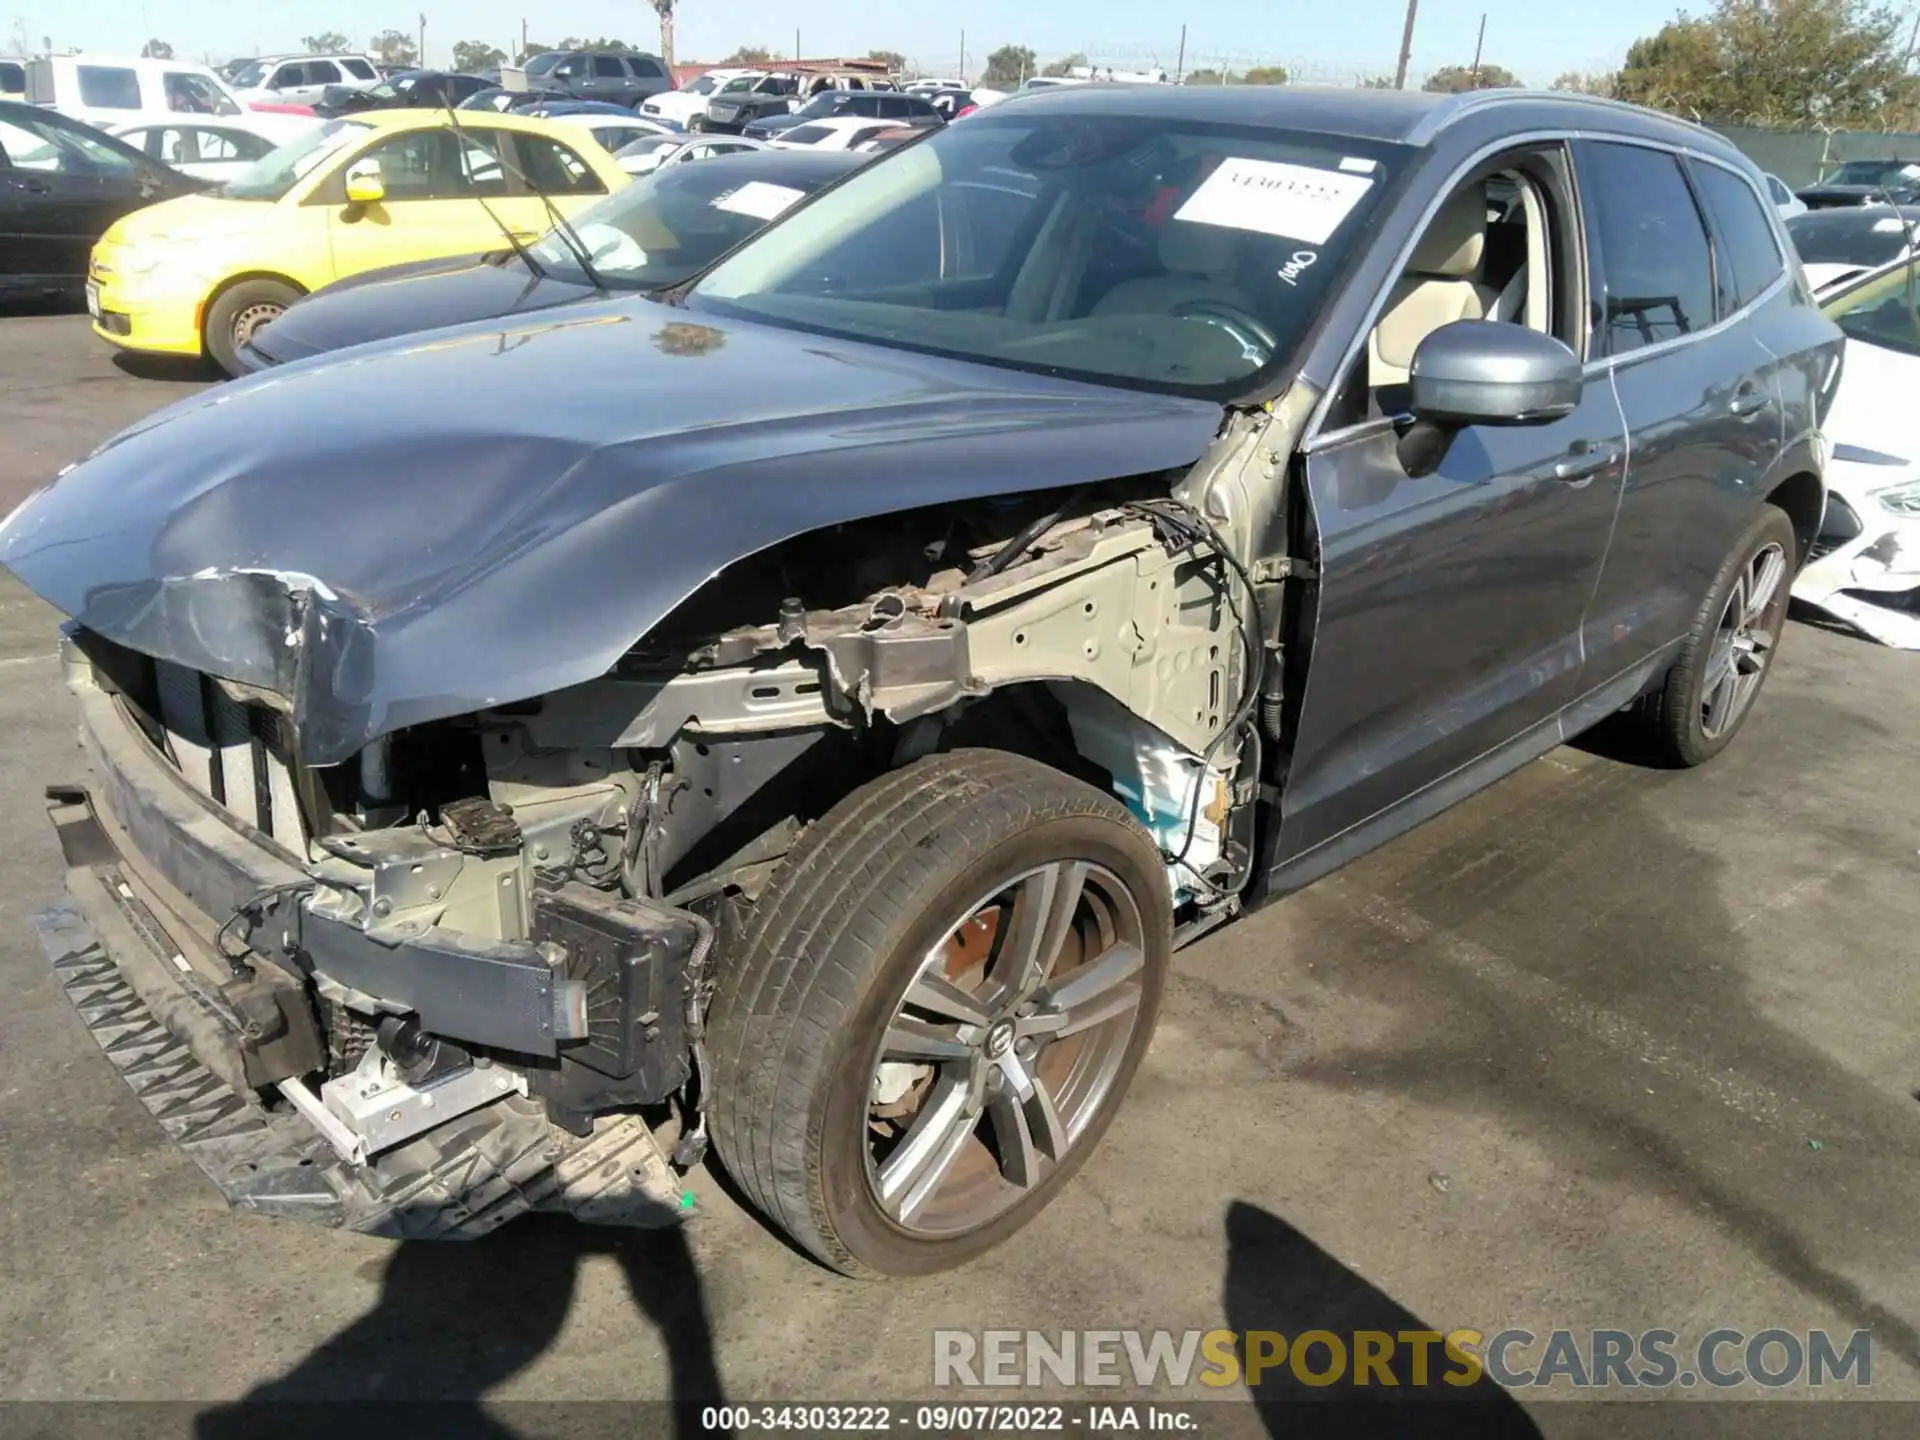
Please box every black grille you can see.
[150,660,308,849]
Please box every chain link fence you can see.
[1714,124,1920,188]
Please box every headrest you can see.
[1409,187,1487,277]
[1160,220,1238,279]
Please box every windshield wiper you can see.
[439,98,610,289]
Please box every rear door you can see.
[1571,140,1784,694]
[586,54,629,104]
[1280,145,1629,866]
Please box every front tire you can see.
[706,749,1172,1277]
[1647,504,1797,766]
[204,279,299,377]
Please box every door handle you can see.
[1552,441,1621,486]
[1729,384,1773,418]
[6,176,51,194]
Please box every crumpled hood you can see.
[0,299,1223,766]
[250,251,601,364]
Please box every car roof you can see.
[343,108,602,136]
[997,82,1727,153]
[686,147,865,182]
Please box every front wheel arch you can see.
[199,271,307,363]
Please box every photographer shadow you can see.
[195,1216,724,1440]
[1222,1200,1544,1440]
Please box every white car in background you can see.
[768,116,900,151]
[614,132,767,176]
[547,111,681,155]
[1796,255,1920,646]
[641,68,765,128]
[226,54,381,109]
[1785,205,1920,294]
[1761,172,1806,220]
[109,118,282,179]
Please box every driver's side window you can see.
[1330,147,1580,427]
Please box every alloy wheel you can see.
[863,861,1149,1236]
[1701,540,1788,740]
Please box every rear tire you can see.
[705,749,1172,1278]
[1646,504,1796,766]
[204,279,300,377]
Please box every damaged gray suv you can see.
[1,85,1841,1277]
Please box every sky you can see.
[2,0,1689,86]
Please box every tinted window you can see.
[879,96,908,118]
[1694,162,1785,311]
[1579,141,1716,357]
[77,65,142,109]
[1786,207,1916,268]
[1823,261,1920,358]
[1766,175,1791,204]
[0,113,138,174]
[593,55,626,79]
[634,58,667,78]
[779,123,834,145]
[267,63,303,89]
[1,61,27,91]
[513,134,607,194]
[905,97,937,118]
[343,58,376,81]
[308,60,343,85]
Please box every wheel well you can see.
[199,271,307,346]
[1765,471,1824,565]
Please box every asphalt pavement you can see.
[3,313,1919,1431]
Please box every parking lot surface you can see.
[3,314,1919,1425]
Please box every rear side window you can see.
[342,58,376,81]
[1578,141,1717,358]
[308,60,343,85]
[77,65,142,109]
[1766,175,1791,205]
[633,58,667,79]
[593,55,626,79]
[1693,162,1787,311]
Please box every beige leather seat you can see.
[1091,221,1255,321]
[1368,186,1498,388]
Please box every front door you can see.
[0,111,152,285]
[322,127,524,283]
[1279,148,1628,867]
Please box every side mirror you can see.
[343,159,385,205]
[1408,320,1583,427]
[554,63,578,80]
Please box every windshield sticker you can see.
[1339,156,1379,174]
[1174,158,1374,245]
[713,181,807,221]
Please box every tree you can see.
[1241,65,1289,85]
[1358,73,1399,88]
[1183,67,1229,85]
[1551,70,1619,95]
[302,31,350,52]
[560,37,637,52]
[451,40,506,72]
[722,45,775,64]
[368,30,418,68]
[140,38,174,59]
[982,44,1036,87]
[1616,0,1920,127]
[653,2,676,70]
[1042,51,1087,78]
[866,49,907,74]
[1423,62,1521,92]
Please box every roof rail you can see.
[1405,86,1723,148]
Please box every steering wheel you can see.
[1171,299,1278,363]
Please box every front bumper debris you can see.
[32,897,689,1239]
[1793,478,1920,648]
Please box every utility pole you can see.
[1468,13,1486,87]
[418,13,426,69]
[1393,0,1419,89]
[1175,24,1186,84]
[960,28,965,82]
[520,18,527,62]
[795,28,801,62]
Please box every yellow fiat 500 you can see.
[88,110,631,374]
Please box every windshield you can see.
[524,53,565,77]
[1818,159,1920,187]
[215,119,370,200]
[1787,208,1917,268]
[1822,259,1920,357]
[530,161,829,288]
[230,61,269,89]
[690,114,1408,397]
[686,75,720,95]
